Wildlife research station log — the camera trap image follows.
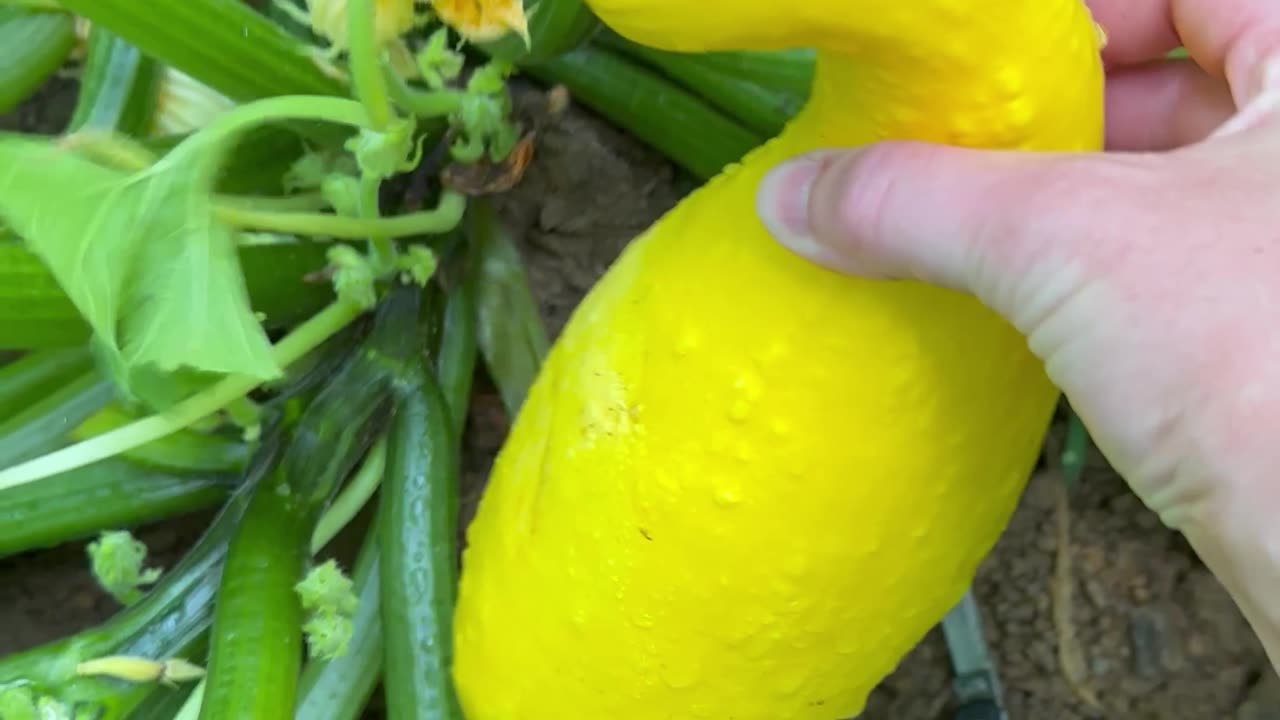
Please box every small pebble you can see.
[1129,607,1173,680]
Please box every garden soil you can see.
[1,77,1275,720]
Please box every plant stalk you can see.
[0,299,366,491]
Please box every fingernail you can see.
[756,155,823,257]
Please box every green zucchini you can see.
[0,436,284,719]
[0,457,236,559]
[522,45,763,180]
[197,459,311,720]
[0,346,94,421]
[598,33,806,137]
[678,46,816,98]
[0,7,76,115]
[199,284,428,720]
[380,361,462,719]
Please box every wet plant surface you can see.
[2,69,1275,720]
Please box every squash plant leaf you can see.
[0,133,281,400]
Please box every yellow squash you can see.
[453,1,1104,717]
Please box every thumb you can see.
[754,142,1113,308]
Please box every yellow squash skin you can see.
[453,2,1105,717]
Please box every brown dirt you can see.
[2,75,1276,720]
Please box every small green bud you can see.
[87,530,161,606]
[416,27,465,90]
[345,117,419,180]
[295,559,359,661]
[283,151,330,192]
[396,245,439,287]
[321,173,362,217]
[327,245,377,310]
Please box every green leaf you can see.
[0,133,281,401]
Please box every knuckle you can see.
[837,142,928,231]
[811,141,934,251]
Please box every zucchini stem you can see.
[384,68,465,119]
[346,0,393,131]
[216,192,329,213]
[360,172,396,269]
[216,190,466,239]
[310,435,388,553]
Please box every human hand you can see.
[755,0,1280,669]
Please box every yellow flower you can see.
[307,0,418,49]
[431,0,529,44]
[150,66,235,138]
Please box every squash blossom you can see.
[307,0,419,50]
[430,0,529,44]
[150,66,235,138]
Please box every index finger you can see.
[1086,0,1180,66]
[1088,0,1280,86]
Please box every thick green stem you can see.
[0,299,366,491]
[219,191,466,239]
[384,69,465,119]
[347,0,392,130]
[217,192,329,213]
[169,95,371,161]
[360,173,395,269]
[58,132,158,171]
[344,0,400,268]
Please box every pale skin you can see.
[756,0,1280,671]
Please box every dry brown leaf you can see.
[441,131,536,195]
